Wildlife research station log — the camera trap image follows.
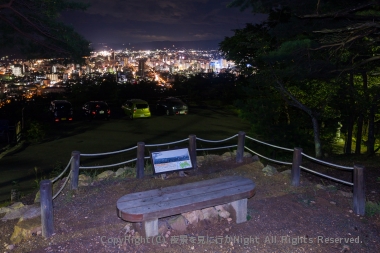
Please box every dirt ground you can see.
[1,156,379,253]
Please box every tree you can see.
[222,0,380,156]
[0,0,91,60]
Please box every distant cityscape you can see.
[0,45,237,107]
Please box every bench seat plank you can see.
[117,176,255,222]
[118,176,253,208]
[118,176,242,203]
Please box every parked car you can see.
[82,101,111,120]
[121,99,151,119]
[49,100,73,122]
[156,97,188,115]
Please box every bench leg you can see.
[230,199,247,223]
[143,219,158,237]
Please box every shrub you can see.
[26,121,46,143]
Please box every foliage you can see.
[365,201,380,217]
[26,121,46,143]
[222,0,380,156]
[0,0,91,60]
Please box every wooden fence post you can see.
[189,135,197,170]
[236,131,245,163]
[353,165,365,216]
[70,151,80,190]
[291,148,302,187]
[40,180,53,238]
[136,142,145,179]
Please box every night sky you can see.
[60,0,266,50]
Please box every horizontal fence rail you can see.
[40,131,366,239]
[145,138,189,147]
[246,135,294,152]
[300,166,353,186]
[244,146,293,166]
[301,152,354,170]
[196,134,238,143]
[80,146,137,157]
[197,145,238,151]
[79,158,138,169]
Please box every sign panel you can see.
[151,148,193,174]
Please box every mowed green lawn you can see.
[0,106,251,202]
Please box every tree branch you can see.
[296,3,376,20]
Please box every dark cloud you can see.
[61,0,266,47]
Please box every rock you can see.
[330,201,336,205]
[182,210,204,225]
[326,185,337,192]
[114,167,127,177]
[281,170,291,175]
[1,205,29,221]
[196,156,205,166]
[251,155,260,162]
[34,191,41,203]
[78,174,92,187]
[338,190,353,198]
[0,206,11,214]
[18,204,41,221]
[10,202,24,209]
[168,215,188,232]
[262,165,278,176]
[10,216,42,244]
[221,150,253,160]
[215,204,230,219]
[201,207,219,222]
[316,184,326,190]
[96,170,115,180]
[158,220,169,235]
[221,151,234,161]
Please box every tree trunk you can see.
[345,71,354,154]
[355,114,363,154]
[312,116,322,158]
[356,71,367,155]
[344,117,353,154]
[367,104,375,154]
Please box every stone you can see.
[215,204,231,219]
[96,170,115,180]
[221,150,253,160]
[78,174,92,187]
[0,206,11,214]
[316,184,326,190]
[182,210,204,225]
[34,190,41,203]
[10,216,42,244]
[10,202,24,209]
[114,167,127,177]
[1,205,29,221]
[158,220,169,235]
[167,215,188,232]
[201,207,219,222]
[326,185,337,192]
[18,204,41,221]
[262,165,278,176]
[251,155,260,162]
[281,169,292,175]
[338,190,353,198]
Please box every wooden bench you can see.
[116,176,256,237]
